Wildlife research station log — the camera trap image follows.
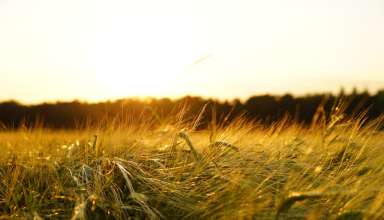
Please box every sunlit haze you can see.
[1,0,383,103]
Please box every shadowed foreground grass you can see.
[0,109,383,219]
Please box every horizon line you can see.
[2,87,382,106]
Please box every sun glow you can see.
[1,0,384,103]
[88,14,204,98]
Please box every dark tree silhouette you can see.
[0,89,383,129]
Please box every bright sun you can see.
[93,54,186,98]
[87,14,202,98]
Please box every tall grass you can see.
[0,106,383,219]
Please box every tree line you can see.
[0,89,383,129]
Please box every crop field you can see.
[0,106,383,220]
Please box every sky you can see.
[0,0,383,104]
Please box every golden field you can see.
[0,106,383,220]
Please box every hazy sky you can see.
[1,0,383,103]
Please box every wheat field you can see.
[0,105,383,220]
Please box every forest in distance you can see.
[1,88,384,129]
